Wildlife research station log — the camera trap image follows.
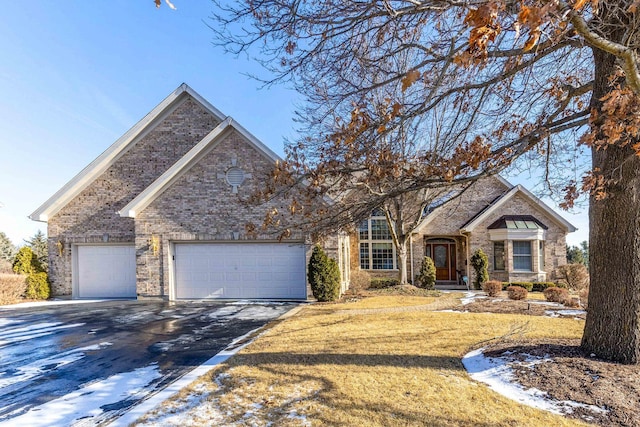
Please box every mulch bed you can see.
[484,339,640,426]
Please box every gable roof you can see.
[30,83,225,222]
[415,174,512,233]
[118,116,281,218]
[460,184,577,233]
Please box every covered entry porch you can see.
[423,236,469,289]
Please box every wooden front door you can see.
[425,241,457,281]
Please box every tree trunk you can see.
[581,47,640,363]
[397,240,409,285]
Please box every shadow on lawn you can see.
[233,351,464,370]
[207,359,503,427]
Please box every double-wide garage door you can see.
[76,245,136,298]
[174,243,306,299]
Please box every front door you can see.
[433,244,450,280]
[425,240,457,281]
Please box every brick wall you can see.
[47,96,220,295]
[135,129,310,297]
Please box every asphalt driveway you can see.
[0,300,297,426]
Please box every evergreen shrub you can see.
[308,246,341,302]
[415,257,436,290]
[470,249,489,290]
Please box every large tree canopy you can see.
[210,0,640,363]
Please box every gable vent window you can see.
[226,167,245,187]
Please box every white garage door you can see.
[76,245,137,298]
[174,243,306,299]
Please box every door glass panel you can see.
[434,245,447,268]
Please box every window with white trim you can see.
[539,241,545,271]
[359,212,396,270]
[513,241,532,271]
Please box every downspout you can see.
[459,229,470,284]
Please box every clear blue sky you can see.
[0,1,588,247]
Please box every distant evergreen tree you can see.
[0,232,17,262]
[567,241,589,267]
[25,230,48,272]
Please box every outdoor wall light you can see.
[56,240,64,257]
[149,234,160,256]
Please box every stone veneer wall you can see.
[467,193,568,284]
[134,129,312,298]
[412,176,510,284]
[47,97,220,295]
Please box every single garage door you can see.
[76,245,137,298]
[174,243,306,299]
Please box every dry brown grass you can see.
[0,274,26,305]
[139,294,588,427]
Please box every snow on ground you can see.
[460,291,485,305]
[544,309,586,318]
[462,348,608,417]
[0,322,85,347]
[0,364,162,427]
[0,342,112,388]
[0,299,110,310]
[109,327,264,427]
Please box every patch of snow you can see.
[0,322,85,347]
[0,342,113,389]
[228,306,284,321]
[3,364,162,427]
[544,309,586,318]
[462,348,608,417]
[0,299,111,310]
[0,319,20,328]
[461,292,485,305]
[526,300,564,306]
[287,410,311,426]
[109,326,265,427]
[229,300,288,306]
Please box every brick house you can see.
[357,175,576,287]
[31,84,574,299]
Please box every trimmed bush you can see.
[502,282,534,292]
[415,257,436,290]
[308,246,341,302]
[0,274,26,304]
[507,285,528,300]
[470,249,489,290]
[349,270,371,292]
[369,278,400,289]
[482,280,502,297]
[25,272,50,300]
[531,282,556,292]
[543,286,570,304]
[553,264,589,291]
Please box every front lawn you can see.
[136,293,587,426]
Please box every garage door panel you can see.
[175,243,306,299]
[77,245,136,298]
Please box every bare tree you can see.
[211,0,640,363]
